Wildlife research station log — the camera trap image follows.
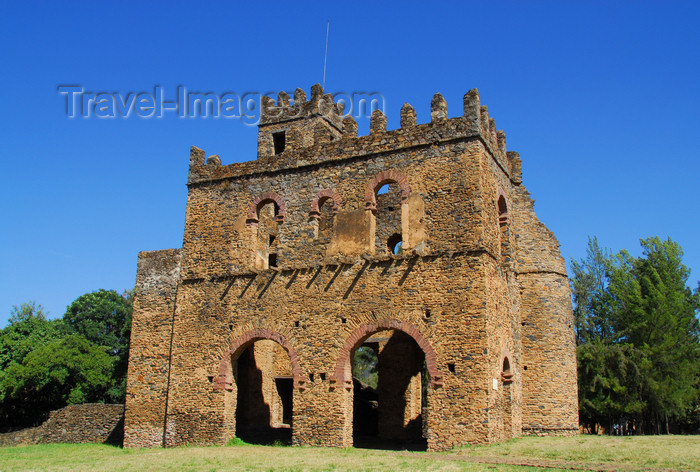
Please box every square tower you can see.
[124,84,579,451]
[257,84,344,159]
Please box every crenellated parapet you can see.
[191,85,520,186]
[260,84,344,127]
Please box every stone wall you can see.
[0,404,124,446]
[123,249,181,448]
[512,183,579,435]
[124,84,578,451]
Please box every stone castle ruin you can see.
[123,84,578,451]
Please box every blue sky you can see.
[1,1,699,326]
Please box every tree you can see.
[577,341,643,433]
[63,289,132,355]
[0,292,134,427]
[606,237,700,433]
[8,301,47,324]
[0,334,113,426]
[0,302,66,425]
[353,346,378,389]
[63,289,133,401]
[571,236,700,434]
[0,302,64,371]
[570,237,614,344]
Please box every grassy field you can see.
[0,435,697,471]
[454,435,699,470]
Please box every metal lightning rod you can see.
[323,20,329,89]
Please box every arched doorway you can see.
[214,328,305,446]
[352,330,426,449]
[235,339,294,444]
[333,320,443,451]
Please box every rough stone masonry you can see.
[123,84,578,451]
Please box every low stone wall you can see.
[522,427,579,437]
[0,404,124,447]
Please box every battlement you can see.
[191,85,520,185]
[260,83,344,128]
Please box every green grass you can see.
[0,435,697,471]
[0,443,542,472]
[454,435,700,470]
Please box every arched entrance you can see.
[235,339,293,444]
[333,320,442,450]
[214,328,305,445]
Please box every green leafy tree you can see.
[352,346,378,389]
[570,237,614,343]
[63,289,133,401]
[0,302,64,371]
[577,341,644,433]
[8,301,47,324]
[0,334,113,426]
[572,236,700,434]
[606,237,700,433]
[0,302,65,425]
[0,292,134,427]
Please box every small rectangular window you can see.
[272,131,286,155]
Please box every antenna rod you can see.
[323,20,329,89]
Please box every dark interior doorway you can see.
[235,342,293,445]
[275,377,293,426]
[351,330,427,451]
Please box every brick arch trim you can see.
[213,328,307,391]
[247,192,286,224]
[309,189,343,218]
[331,319,443,389]
[364,170,411,210]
